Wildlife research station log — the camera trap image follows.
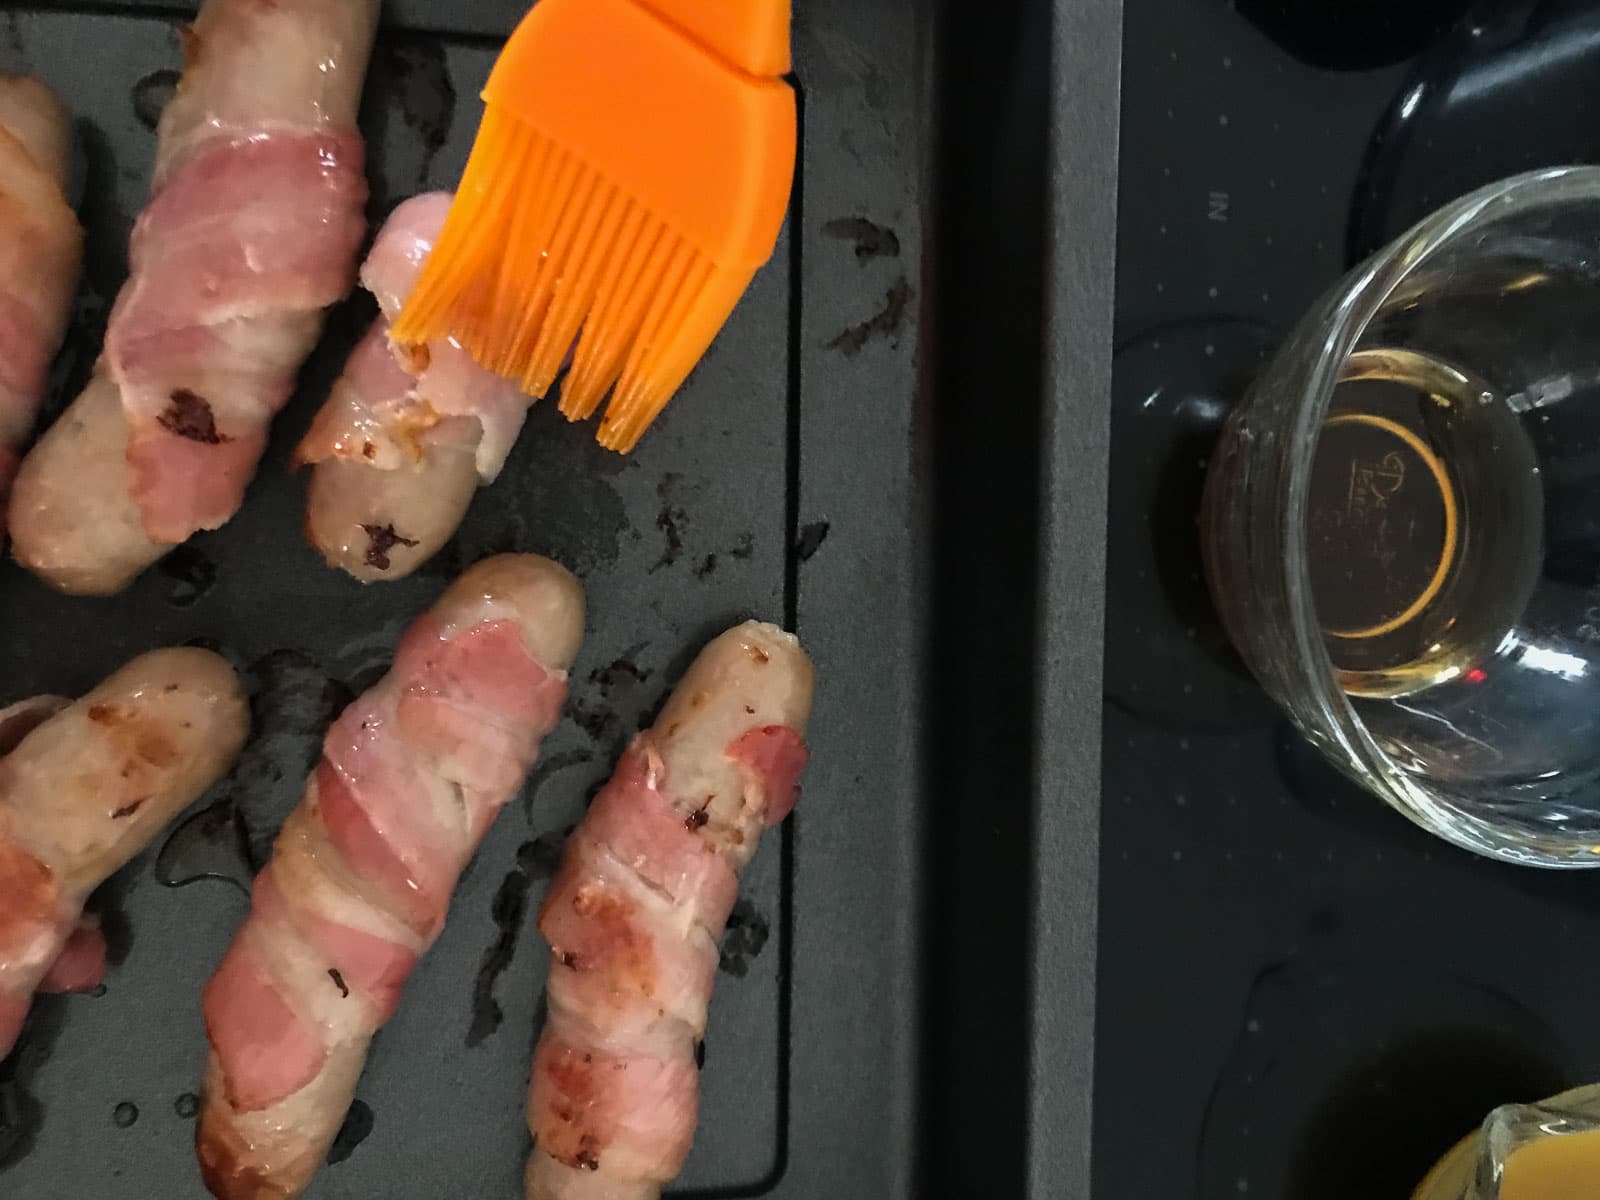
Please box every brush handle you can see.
[632,0,791,77]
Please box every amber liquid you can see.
[1307,348,1543,699]
[1500,1128,1600,1198]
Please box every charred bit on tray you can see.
[131,68,181,132]
[795,520,830,562]
[684,806,709,833]
[360,523,419,571]
[826,276,913,356]
[158,389,228,444]
[328,968,349,998]
[822,216,902,262]
[326,1099,374,1165]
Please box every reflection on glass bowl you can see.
[1204,166,1600,866]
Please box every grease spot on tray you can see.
[570,652,654,758]
[130,68,179,132]
[157,544,217,608]
[520,750,593,824]
[795,520,830,562]
[651,473,688,572]
[326,1099,373,1165]
[467,852,535,1048]
[158,651,352,892]
[365,39,456,204]
[822,216,901,261]
[173,1092,199,1120]
[0,1002,64,1169]
[111,1101,137,1129]
[826,276,913,356]
[718,898,770,978]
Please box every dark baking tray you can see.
[1101,3,1600,1199]
[0,1,926,1196]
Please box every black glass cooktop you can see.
[1100,2,1600,1197]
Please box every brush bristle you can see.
[392,106,758,454]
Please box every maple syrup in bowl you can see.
[1204,166,1600,866]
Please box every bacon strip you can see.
[197,554,585,1200]
[0,76,82,537]
[0,649,248,1059]
[7,0,378,595]
[526,622,813,1200]
[298,192,532,582]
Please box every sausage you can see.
[6,0,377,595]
[196,554,585,1199]
[0,647,248,1057]
[0,75,82,537]
[525,622,813,1200]
[298,193,531,582]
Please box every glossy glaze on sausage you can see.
[525,622,813,1200]
[197,554,585,1199]
[0,75,82,537]
[7,0,378,594]
[0,648,248,1058]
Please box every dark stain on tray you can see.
[326,1099,374,1166]
[89,865,138,967]
[155,798,249,894]
[111,1102,138,1129]
[157,544,217,608]
[173,1092,199,1120]
[827,276,913,355]
[730,533,754,560]
[467,852,536,1048]
[795,520,831,563]
[0,1001,66,1169]
[570,653,653,755]
[718,898,771,978]
[130,68,180,132]
[521,827,573,881]
[366,39,456,201]
[651,473,687,573]
[159,651,352,891]
[520,749,593,824]
[823,216,901,262]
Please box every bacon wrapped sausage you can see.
[298,191,531,582]
[197,554,585,1199]
[0,648,248,1058]
[8,0,377,595]
[0,75,82,537]
[527,622,813,1200]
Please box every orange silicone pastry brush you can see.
[390,0,797,453]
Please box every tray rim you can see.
[1031,0,1121,1194]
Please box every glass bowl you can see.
[1411,1083,1600,1200]
[1203,165,1600,867]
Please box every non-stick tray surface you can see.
[0,2,925,1196]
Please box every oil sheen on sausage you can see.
[0,647,248,1058]
[7,0,377,595]
[525,621,814,1200]
[0,74,82,538]
[298,192,532,582]
[196,554,584,1199]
